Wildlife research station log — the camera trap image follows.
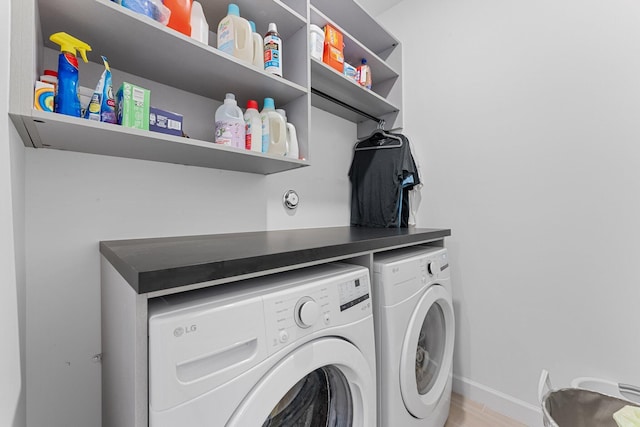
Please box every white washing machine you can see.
[373,247,455,427]
[148,263,376,427]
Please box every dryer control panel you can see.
[373,247,450,306]
[262,268,371,355]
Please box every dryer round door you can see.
[227,338,375,427]
[400,284,455,419]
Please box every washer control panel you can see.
[338,277,370,311]
[262,269,371,354]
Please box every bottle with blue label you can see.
[264,23,282,77]
[260,97,275,152]
[49,32,91,117]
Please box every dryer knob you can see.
[297,299,320,328]
[428,261,441,276]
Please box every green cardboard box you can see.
[117,82,150,130]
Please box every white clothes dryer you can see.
[373,247,455,427]
[148,263,376,427]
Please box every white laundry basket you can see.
[571,377,640,405]
[538,370,640,427]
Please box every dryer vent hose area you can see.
[262,366,353,427]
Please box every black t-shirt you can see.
[349,133,419,227]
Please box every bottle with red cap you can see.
[40,70,58,94]
[244,99,262,152]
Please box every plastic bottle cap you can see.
[276,109,287,119]
[268,23,278,33]
[263,97,275,109]
[361,58,367,64]
[246,100,258,110]
[228,3,240,16]
[249,20,256,33]
[225,93,236,100]
[43,69,58,77]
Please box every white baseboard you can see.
[452,374,543,427]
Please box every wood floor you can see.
[444,393,528,427]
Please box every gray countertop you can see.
[100,226,451,294]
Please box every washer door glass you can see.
[262,365,353,427]
[400,284,455,419]
[416,303,446,395]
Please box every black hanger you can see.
[354,120,403,151]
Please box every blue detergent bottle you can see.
[49,32,92,117]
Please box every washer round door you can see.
[399,284,455,419]
[227,338,376,427]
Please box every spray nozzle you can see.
[49,32,92,63]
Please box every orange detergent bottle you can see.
[164,0,192,36]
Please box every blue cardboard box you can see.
[149,107,183,136]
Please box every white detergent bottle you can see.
[217,4,252,63]
[276,109,290,155]
[249,21,264,69]
[267,108,287,156]
[244,99,262,152]
[286,122,299,159]
[260,97,275,153]
[215,93,245,149]
[190,1,209,45]
[275,109,299,159]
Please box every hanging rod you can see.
[311,88,382,124]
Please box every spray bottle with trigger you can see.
[49,32,91,117]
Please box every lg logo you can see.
[173,325,197,337]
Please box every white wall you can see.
[0,121,23,427]
[25,152,268,426]
[377,0,640,424]
[1,0,26,425]
[267,107,354,229]
[8,115,27,427]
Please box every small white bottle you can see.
[215,93,245,149]
[40,69,58,93]
[264,23,283,77]
[356,58,372,90]
[249,21,264,69]
[190,1,209,45]
[244,99,262,152]
[309,24,324,61]
[217,4,253,63]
